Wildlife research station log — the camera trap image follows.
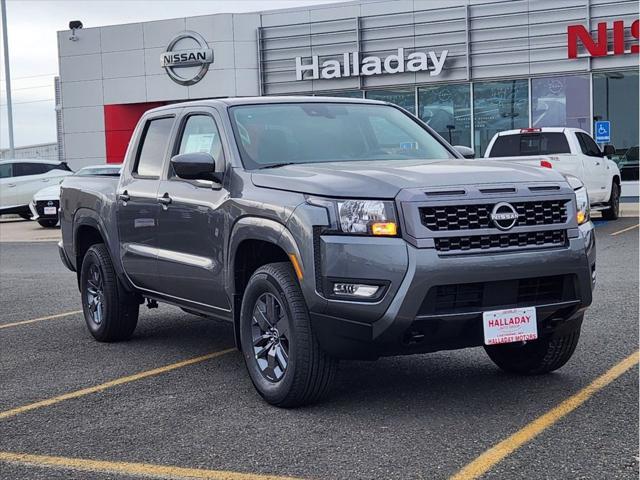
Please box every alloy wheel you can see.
[251,292,290,382]
[86,264,105,326]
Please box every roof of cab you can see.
[146,96,387,113]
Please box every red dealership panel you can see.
[104,102,166,164]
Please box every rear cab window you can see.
[489,133,571,157]
[133,117,175,177]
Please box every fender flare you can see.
[73,208,128,285]
[226,216,303,296]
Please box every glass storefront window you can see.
[532,75,590,130]
[365,89,415,115]
[473,80,529,156]
[593,70,639,182]
[418,84,471,147]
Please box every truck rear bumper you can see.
[310,223,595,359]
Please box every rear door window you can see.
[489,133,571,157]
[134,117,175,177]
[13,162,50,177]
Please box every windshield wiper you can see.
[259,162,297,169]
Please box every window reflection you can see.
[593,70,639,181]
[473,80,529,156]
[365,89,416,115]
[419,84,471,147]
[532,75,590,130]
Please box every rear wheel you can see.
[602,181,620,220]
[239,262,337,407]
[484,319,581,375]
[37,219,58,228]
[80,243,139,342]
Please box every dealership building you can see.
[56,0,639,194]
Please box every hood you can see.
[251,159,567,198]
[33,184,62,201]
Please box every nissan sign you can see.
[161,31,213,86]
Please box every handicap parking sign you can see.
[594,121,611,143]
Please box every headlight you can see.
[307,197,398,236]
[574,186,590,225]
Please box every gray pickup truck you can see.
[59,97,596,407]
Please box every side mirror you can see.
[170,152,220,182]
[454,145,475,159]
[602,145,616,157]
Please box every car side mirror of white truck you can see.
[602,145,616,157]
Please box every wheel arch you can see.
[73,209,126,288]
[228,217,305,348]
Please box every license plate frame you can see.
[44,206,57,216]
[483,306,538,345]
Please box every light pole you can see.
[1,0,14,158]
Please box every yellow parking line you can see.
[449,350,639,480]
[0,310,83,330]
[0,451,301,480]
[610,223,639,236]
[0,348,235,420]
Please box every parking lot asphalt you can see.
[0,218,638,480]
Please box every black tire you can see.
[239,262,337,407]
[484,321,581,375]
[601,181,620,220]
[19,212,31,221]
[80,243,139,342]
[37,219,58,228]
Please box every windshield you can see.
[229,102,455,169]
[489,133,571,157]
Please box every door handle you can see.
[41,178,50,182]
[158,193,172,207]
[595,161,601,166]
[7,183,16,188]
[118,191,130,202]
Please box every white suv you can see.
[0,159,73,218]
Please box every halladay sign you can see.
[295,48,448,81]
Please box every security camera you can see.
[69,20,83,41]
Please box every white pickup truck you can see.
[485,127,621,220]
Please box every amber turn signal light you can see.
[371,222,398,236]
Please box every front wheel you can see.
[484,320,581,375]
[602,182,620,220]
[239,262,337,407]
[37,219,58,228]
[80,243,139,342]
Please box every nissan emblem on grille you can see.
[490,202,519,230]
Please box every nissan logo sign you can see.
[160,31,213,86]
[490,202,519,230]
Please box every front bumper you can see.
[309,222,595,359]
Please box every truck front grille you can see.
[420,200,568,232]
[434,229,566,252]
[419,275,574,315]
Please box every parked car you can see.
[0,159,73,219]
[59,98,595,407]
[29,164,122,228]
[484,127,621,219]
